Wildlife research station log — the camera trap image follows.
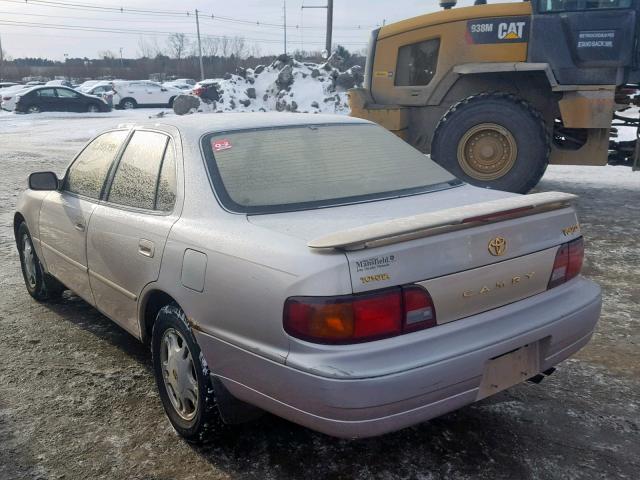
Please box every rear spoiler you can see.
[308,191,577,251]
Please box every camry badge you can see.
[488,237,507,256]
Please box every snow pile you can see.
[192,54,363,115]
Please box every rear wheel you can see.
[120,98,137,110]
[152,304,223,443]
[27,105,41,114]
[87,103,100,113]
[431,93,550,193]
[17,223,64,301]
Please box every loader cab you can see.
[529,0,639,84]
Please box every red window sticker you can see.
[212,139,232,152]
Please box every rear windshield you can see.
[538,0,633,13]
[202,123,459,214]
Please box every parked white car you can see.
[1,85,31,111]
[111,81,181,109]
[76,80,101,93]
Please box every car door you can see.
[144,82,165,105]
[38,130,129,304]
[86,130,179,337]
[35,88,58,111]
[55,88,84,112]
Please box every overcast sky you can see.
[0,0,482,60]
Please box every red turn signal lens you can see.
[284,285,437,344]
[548,237,584,289]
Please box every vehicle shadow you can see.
[43,290,152,371]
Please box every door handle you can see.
[138,239,155,258]
[74,222,85,232]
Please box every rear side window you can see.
[395,39,440,86]
[156,146,177,212]
[37,89,56,97]
[64,130,128,199]
[107,131,171,210]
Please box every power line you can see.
[0,0,377,31]
[0,19,368,47]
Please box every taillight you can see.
[283,285,436,344]
[548,237,584,289]
[193,87,204,97]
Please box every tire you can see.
[120,98,137,110]
[168,96,176,108]
[152,304,223,443]
[431,92,550,193]
[27,105,41,114]
[87,103,100,113]
[17,222,65,301]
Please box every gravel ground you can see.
[0,110,639,480]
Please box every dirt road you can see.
[1,111,638,480]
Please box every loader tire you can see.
[431,92,550,193]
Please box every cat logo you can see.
[498,22,527,40]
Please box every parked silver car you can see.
[14,113,601,441]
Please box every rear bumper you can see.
[195,277,601,438]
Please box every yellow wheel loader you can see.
[349,0,640,193]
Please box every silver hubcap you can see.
[28,106,40,113]
[22,234,37,288]
[89,105,98,112]
[123,101,134,109]
[161,329,199,421]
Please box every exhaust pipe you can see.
[527,367,557,384]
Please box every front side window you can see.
[203,123,458,214]
[395,39,440,87]
[108,131,170,210]
[538,0,633,12]
[56,88,79,98]
[64,130,128,199]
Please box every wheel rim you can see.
[22,234,37,289]
[457,123,518,181]
[28,106,40,114]
[88,105,99,112]
[123,101,135,109]
[161,328,199,421]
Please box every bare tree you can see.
[249,42,262,59]
[202,37,219,58]
[98,50,117,60]
[137,37,155,59]
[219,36,231,58]
[230,36,247,59]
[167,33,189,60]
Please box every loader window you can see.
[539,0,632,13]
[395,39,440,87]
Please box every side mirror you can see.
[29,171,59,191]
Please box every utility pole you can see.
[283,1,287,55]
[195,9,204,80]
[119,47,123,68]
[0,34,3,81]
[302,0,334,56]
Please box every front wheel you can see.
[27,105,41,114]
[17,223,64,301]
[152,304,223,443]
[87,103,101,113]
[120,98,137,110]
[431,93,550,193]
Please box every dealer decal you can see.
[467,16,530,44]
[354,254,397,273]
[212,139,232,152]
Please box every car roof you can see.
[122,112,372,137]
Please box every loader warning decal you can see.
[466,17,530,44]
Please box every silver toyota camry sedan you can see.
[14,113,601,442]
